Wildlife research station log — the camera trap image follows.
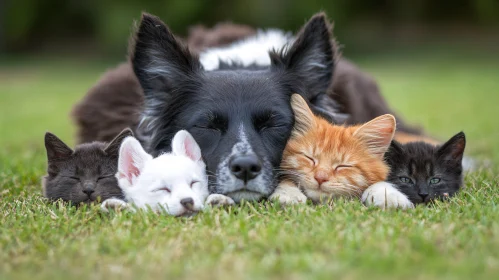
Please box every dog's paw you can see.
[269,182,307,205]
[101,198,134,213]
[205,194,236,207]
[362,182,414,210]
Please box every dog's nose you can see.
[180,197,195,210]
[82,188,95,196]
[230,154,262,183]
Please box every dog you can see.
[73,12,430,203]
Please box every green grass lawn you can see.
[1,50,498,280]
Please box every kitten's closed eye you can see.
[303,154,316,166]
[65,176,80,181]
[190,181,200,188]
[335,165,353,171]
[97,175,115,181]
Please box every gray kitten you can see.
[42,128,133,205]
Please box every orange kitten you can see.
[270,94,396,204]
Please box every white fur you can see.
[361,182,414,210]
[199,29,293,71]
[102,131,209,216]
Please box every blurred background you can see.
[0,0,498,163]
[1,0,498,55]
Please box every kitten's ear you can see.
[131,13,201,102]
[45,132,73,161]
[117,137,153,186]
[354,114,397,159]
[388,140,404,155]
[290,94,316,138]
[384,140,404,164]
[270,13,335,100]
[437,132,466,162]
[171,130,202,162]
[104,128,134,157]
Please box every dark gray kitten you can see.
[42,128,133,205]
[384,132,466,204]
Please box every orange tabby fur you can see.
[270,94,396,204]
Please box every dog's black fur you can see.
[129,13,339,202]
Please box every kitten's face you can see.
[280,95,395,203]
[385,133,466,204]
[117,131,209,216]
[43,129,132,205]
[121,155,208,216]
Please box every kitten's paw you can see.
[269,183,307,205]
[205,194,236,207]
[269,192,307,205]
[362,182,414,210]
[101,198,134,213]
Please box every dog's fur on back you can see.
[72,63,144,143]
[72,12,429,202]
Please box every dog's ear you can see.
[104,128,134,157]
[45,132,73,162]
[131,13,201,99]
[117,137,153,186]
[270,13,335,100]
[171,130,202,162]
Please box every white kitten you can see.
[362,182,414,210]
[101,130,209,216]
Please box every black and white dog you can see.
[131,12,341,203]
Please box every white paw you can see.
[269,184,307,205]
[205,194,236,207]
[100,198,134,213]
[362,182,414,210]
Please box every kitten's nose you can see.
[314,170,329,186]
[419,192,429,201]
[180,197,195,210]
[82,188,95,196]
[229,154,262,183]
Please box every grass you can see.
[1,49,498,279]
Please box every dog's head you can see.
[131,13,335,202]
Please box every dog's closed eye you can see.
[194,113,228,132]
[254,111,287,132]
